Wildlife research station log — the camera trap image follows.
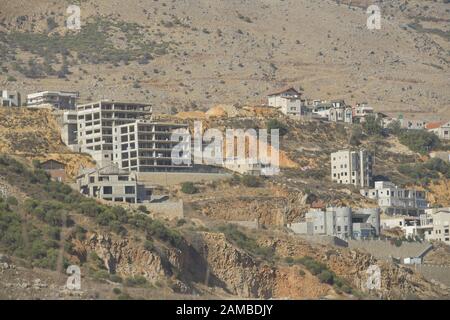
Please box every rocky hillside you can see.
[0,108,93,177]
[0,0,449,118]
[1,154,448,299]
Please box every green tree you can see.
[181,182,197,194]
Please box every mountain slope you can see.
[0,0,448,118]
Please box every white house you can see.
[381,216,421,238]
[267,87,304,117]
[360,181,428,216]
[352,102,374,123]
[1,90,21,107]
[426,121,450,140]
[420,208,450,244]
[328,100,353,123]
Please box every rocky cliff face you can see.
[264,236,448,300]
[82,234,171,282]
[72,230,448,300]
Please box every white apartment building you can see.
[267,87,304,117]
[27,91,79,110]
[1,90,21,107]
[381,216,421,238]
[331,149,373,188]
[420,208,450,244]
[76,101,152,167]
[112,120,191,172]
[360,181,428,216]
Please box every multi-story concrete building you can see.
[76,100,152,167]
[27,91,79,109]
[53,110,79,151]
[112,120,191,172]
[288,207,380,240]
[360,181,428,216]
[331,149,373,188]
[77,164,153,204]
[267,87,304,117]
[1,90,21,107]
[420,208,450,244]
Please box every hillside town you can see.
[1,87,449,262]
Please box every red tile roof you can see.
[267,87,301,96]
[426,121,446,130]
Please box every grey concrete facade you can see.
[27,91,79,110]
[76,101,151,167]
[77,164,153,204]
[288,207,380,240]
[112,120,191,172]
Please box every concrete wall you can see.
[297,235,349,247]
[137,172,231,186]
[415,265,450,287]
[347,239,432,260]
[229,219,259,230]
[142,200,184,219]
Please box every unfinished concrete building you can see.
[53,110,79,151]
[77,164,153,203]
[112,120,192,172]
[27,91,79,110]
[288,207,380,240]
[76,101,152,167]
[331,149,373,188]
[1,90,21,107]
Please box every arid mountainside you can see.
[0,108,93,177]
[0,0,449,118]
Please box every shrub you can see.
[6,196,18,206]
[318,270,334,284]
[296,256,327,276]
[398,130,440,154]
[362,115,384,136]
[137,205,148,213]
[181,182,197,194]
[284,256,294,264]
[143,240,154,251]
[241,175,259,187]
[109,274,123,283]
[218,224,274,260]
[113,287,122,295]
[125,275,148,287]
[267,119,288,136]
